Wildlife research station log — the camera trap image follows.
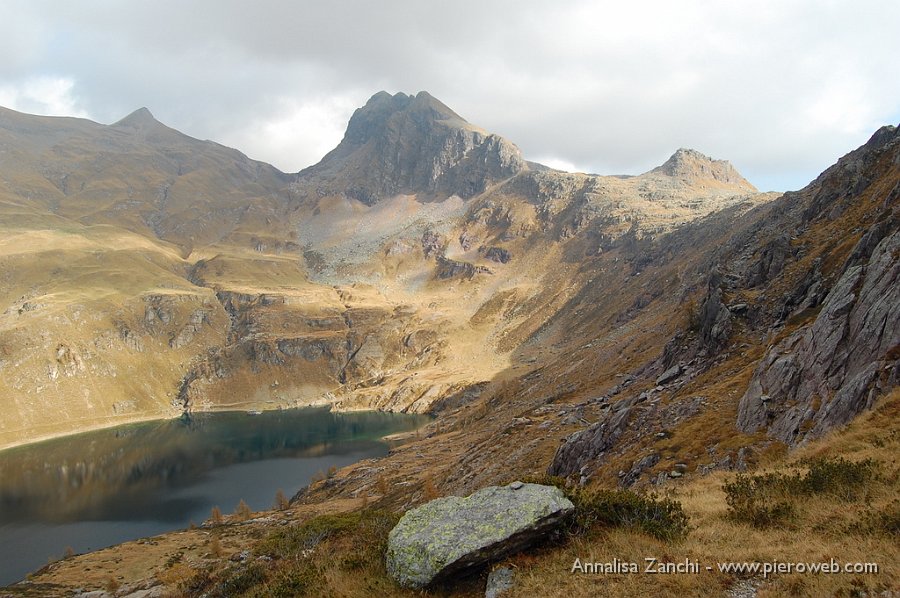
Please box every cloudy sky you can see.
[2,1,898,192]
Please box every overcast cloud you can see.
[2,0,899,191]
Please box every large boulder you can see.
[386,482,574,588]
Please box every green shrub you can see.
[258,562,320,598]
[257,512,365,558]
[568,487,690,541]
[723,471,801,528]
[724,458,882,528]
[216,561,268,596]
[522,475,689,541]
[801,457,879,501]
[860,499,900,537]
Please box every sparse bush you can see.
[217,561,268,596]
[104,575,120,593]
[522,475,689,541]
[860,499,900,537]
[210,505,223,526]
[724,457,882,528]
[265,561,320,597]
[326,465,338,479]
[192,509,402,596]
[235,499,252,521]
[724,471,800,528]
[311,470,326,484]
[375,473,389,496]
[209,535,223,557]
[257,512,367,558]
[274,488,290,511]
[421,475,440,501]
[801,456,879,501]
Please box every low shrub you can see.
[724,457,881,528]
[568,487,690,541]
[523,475,689,541]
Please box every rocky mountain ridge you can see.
[0,93,895,485]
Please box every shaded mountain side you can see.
[0,105,292,251]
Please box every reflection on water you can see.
[0,408,427,586]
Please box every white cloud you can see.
[1,1,898,190]
[530,156,592,174]
[0,76,90,118]
[222,94,360,171]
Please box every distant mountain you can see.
[648,147,756,189]
[0,105,290,251]
[296,91,526,204]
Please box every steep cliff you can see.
[736,126,900,444]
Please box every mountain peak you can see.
[649,148,756,191]
[341,91,472,147]
[113,107,160,129]
[298,91,526,204]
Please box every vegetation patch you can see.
[525,475,689,541]
[183,509,400,597]
[724,457,882,528]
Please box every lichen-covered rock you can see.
[385,482,573,588]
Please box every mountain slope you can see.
[0,105,292,251]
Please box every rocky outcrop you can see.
[436,256,490,280]
[481,246,511,264]
[697,269,732,351]
[297,91,526,204]
[649,148,756,191]
[386,482,573,588]
[737,227,900,444]
[548,399,635,479]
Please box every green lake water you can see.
[0,407,427,586]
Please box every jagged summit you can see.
[297,91,526,204]
[649,148,756,191]
[342,91,472,146]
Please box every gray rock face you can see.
[698,270,732,350]
[298,91,526,204]
[385,482,573,588]
[547,399,634,478]
[737,228,900,444]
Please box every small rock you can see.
[510,481,524,490]
[656,364,683,385]
[485,566,515,598]
[669,470,683,478]
[728,303,749,313]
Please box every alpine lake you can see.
[0,407,428,585]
